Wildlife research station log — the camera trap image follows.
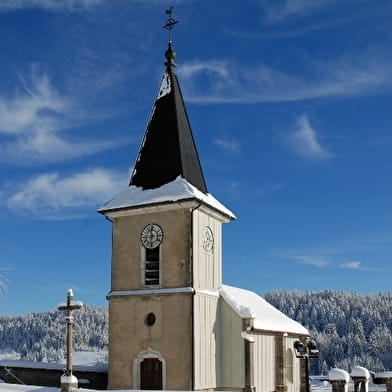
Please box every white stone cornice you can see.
[107,287,194,298]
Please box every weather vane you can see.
[162,6,179,42]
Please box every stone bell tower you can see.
[98,19,235,390]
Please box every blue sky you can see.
[0,0,391,316]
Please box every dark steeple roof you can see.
[129,42,208,194]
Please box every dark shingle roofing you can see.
[129,43,208,194]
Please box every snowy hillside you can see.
[1,291,392,374]
[266,290,392,374]
[0,305,108,364]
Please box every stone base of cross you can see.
[61,374,79,392]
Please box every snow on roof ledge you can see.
[219,285,309,335]
[98,176,235,220]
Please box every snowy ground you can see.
[0,349,387,392]
[0,385,99,391]
[0,386,387,392]
[0,383,387,392]
[311,379,386,392]
[0,348,107,368]
[63,351,107,366]
[0,380,387,392]
[0,350,20,362]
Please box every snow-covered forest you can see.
[266,290,392,374]
[0,291,391,375]
[0,305,108,363]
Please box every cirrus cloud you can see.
[0,68,125,164]
[0,0,102,12]
[0,71,68,135]
[261,0,335,23]
[213,137,241,154]
[292,255,330,268]
[177,50,392,104]
[286,113,331,159]
[340,260,363,270]
[2,168,126,219]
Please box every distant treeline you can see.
[0,305,108,363]
[1,291,392,375]
[266,290,392,374]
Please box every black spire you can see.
[129,13,207,194]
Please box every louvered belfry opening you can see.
[145,246,160,286]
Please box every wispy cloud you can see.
[227,13,360,40]
[286,113,331,159]
[1,169,126,219]
[0,268,10,295]
[340,260,363,270]
[178,50,392,104]
[0,71,68,135]
[213,137,241,154]
[338,260,388,272]
[268,242,392,273]
[254,183,285,198]
[0,68,124,164]
[261,0,334,23]
[292,255,330,268]
[0,0,102,12]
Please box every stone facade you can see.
[107,205,196,389]
[108,293,193,389]
[110,207,193,291]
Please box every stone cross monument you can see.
[58,289,83,392]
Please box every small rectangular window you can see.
[145,246,160,286]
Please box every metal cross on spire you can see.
[162,6,179,43]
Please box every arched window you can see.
[286,348,294,384]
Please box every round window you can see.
[146,312,156,326]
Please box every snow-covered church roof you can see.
[220,284,309,335]
[98,176,236,220]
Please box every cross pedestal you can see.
[60,374,78,392]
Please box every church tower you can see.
[99,27,235,390]
[99,11,312,392]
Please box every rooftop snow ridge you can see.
[220,284,309,335]
[99,176,235,220]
